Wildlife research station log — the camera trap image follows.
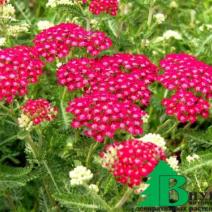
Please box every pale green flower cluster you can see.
[18,113,33,131]
[37,20,54,31]
[0,1,30,44]
[167,156,179,171]
[154,13,166,24]
[186,154,200,163]
[0,3,15,21]
[7,23,29,37]
[0,37,6,47]
[139,133,166,150]
[46,0,75,8]
[69,165,99,193]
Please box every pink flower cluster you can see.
[88,73,151,106]
[159,53,212,98]
[0,46,43,103]
[162,91,209,123]
[93,54,158,86]
[159,53,212,123]
[57,54,156,106]
[57,58,96,91]
[63,53,158,141]
[87,0,119,16]
[100,140,166,187]
[22,99,58,125]
[66,92,146,142]
[34,23,112,62]
[0,0,7,5]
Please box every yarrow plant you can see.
[66,92,146,142]
[33,23,112,61]
[83,0,119,16]
[159,53,211,123]
[139,133,167,150]
[0,1,212,211]
[57,53,157,101]
[162,91,209,123]
[20,99,58,126]
[100,140,166,187]
[0,46,43,103]
[88,73,151,106]
[159,53,212,98]
[56,57,96,92]
[69,165,93,186]
[92,53,158,86]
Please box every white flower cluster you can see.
[0,37,6,47]
[154,30,182,43]
[154,13,166,24]
[186,154,200,163]
[0,2,30,39]
[18,113,33,131]
[163,30,182,40]
[199,24,212,32]
[37,20,54,31]
[88,184,99,193]
[46,0,74,8]
[167,156,179,171]
[69,165,99,193]
[7,23,30,37]
[69,165,93,186]
[139,133,166,150]
[0,3,15,20]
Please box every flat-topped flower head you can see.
[66,92,146,142]
[88,73,151,106]
[91,53,158,86]
[88,0,119,16]
[34,23,112,62]
[159,53,212,98]
[0,46,43,103]
[162,90,209,123]
[139,133,167,150]
[69,165,93,186]
[21,99,58,125]
[167,156,179,171]
[56,58,97,91]
[57,53,156,97]
[100,140,166,187]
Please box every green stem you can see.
[25,134,60,193]
[25,134,39,163]
[86,142,99,166]
[5,192,17,212]
[14,2,31,24]
[147,3,156,27]
[43,160,61,193]
[0,103,10,112]
[164,122,178,135]
[0,103,17,121]
[113,188,133,209]
[155,119,172,133]
[60,88,69,129]
[194,174,202,192]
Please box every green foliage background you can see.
[0,0,212,211]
